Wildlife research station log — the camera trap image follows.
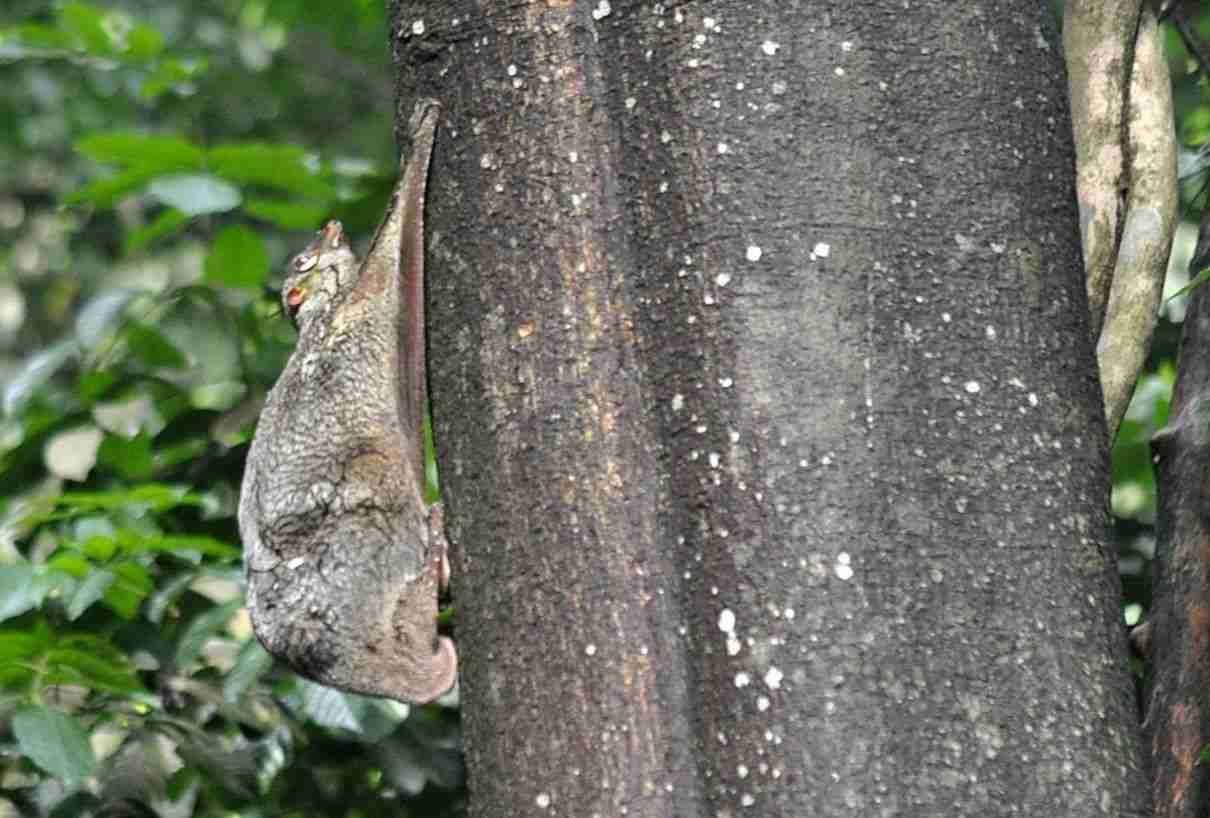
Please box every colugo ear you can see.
[321,220,346,249]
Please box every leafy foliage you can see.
[0,3,463,816]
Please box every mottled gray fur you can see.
[238,101,455,704]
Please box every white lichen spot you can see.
[737,764,749,779]
[625,96,637,109]
[761,40,779,56]
[757,695,771,712]
[741,793,755,807]
[411,19,426,36]
[568,150,578,163]
[964,380,980,394]
[507,64,517,76]
[660,130,673,144]
[704,16,718,30]
[841,40,854,52]
[941,312,952,323]
[536,792,551,809]
[746,245,762,262]
[716,272,732,287]
[834,66,845,76]
[718,608,736,633]
[585,643,597,656]
[764,666,783,690]
[287,556,306,570]
[835,552,854,581]
[1028,392,1038,407]
[985,325,996,340]
[671,393,684,411]
[480,153,495,170]
[783,606,795,620]
[717,142,730,155]
[591,0,612,21]
[771,80,787,95]
[727,637,741,656]
[735,672,751,688]
[990,241,1006,253]
[709,452,721,468]
[813,242,831,258]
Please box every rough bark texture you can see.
[389,1,1149,815]
[1062,0,1140,345]
[1146,207,1210,818]
[1092,4,1177,444]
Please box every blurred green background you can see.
[0,2,1206,816]
[0,3,462,816]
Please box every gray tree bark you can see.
[1145,206,1210,818]
[389,1,1149,815]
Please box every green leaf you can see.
[54,484,202,514]
[97,432,154,480]
[48,552,91,578]
[124,322,187,369]
[12,705,97,785]
[0,564,39,621]
[124,209,189,254]
[65,569,114,621]
[204,225,268,290]
[0,626,46,689]
[174,599,242,668]
[77,370,118,403]
[223,639,274,701]
[76,289,140,348]
[6,22,76,51]
[60,2,114,57]
[3,340,75,416]
[147,174,241,216]
[244,197,327,230]
[140,56,208,101]
[116,529,240,560]
[47,636,144,694]
[76,132,203,171]
[67,167,165,209]
[145,570,197,625]
[124,23,163,60]
[104,561,153,619]
[297,680,362,732]
[1167,267,1210,303]
[208,143,334,199]
[295,680,409,739]
[0,628,47,664]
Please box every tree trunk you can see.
[1145,206,1210,817]
[389,1,1149,814]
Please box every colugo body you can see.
[238,101,455,704]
